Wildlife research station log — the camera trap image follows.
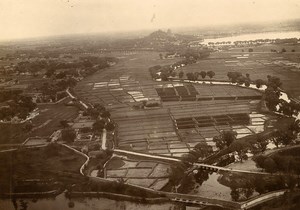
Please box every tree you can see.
[253,155,266,169]
[286,175,297,191]
[179,71,184,79]
[230,188,240,201]
[23,123,33,132]
[181,153,198,164]
[255,79,265,88]
[200,71,206,79]
[186,72,196,81]
[194,143,213,158]
[92,120,105,132]
[61,129,76,143]
[230,141,250,162]
[265,87,280,111]
[281,48,286,53]
[248,48,253,52]
[244,80,250,87]
[194,72,200,80]
[105,122,115,131]
[227,72,242,83]
[256,137,268,153]
[94,103,106,112]
[213,130,237,150]
[263,157,277,173]
[88,108,100,119]
[254,177,266,194]
[279,101,294,116]
[60,120,69,128]
[206,71,215,79]
[169,163,185,186]
[159,53,163,59]
[237,76,246,85]
[275,131,294,146]
[101,110,111,118]
[160,73,168,81]
[270,131,282,148]
[267,76,282,90]
[45,68,55,77]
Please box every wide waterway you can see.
[201,31,300,44]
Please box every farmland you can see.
[104,156,170,190]
[0,97,78,145]
[73,51,270,158]
[178,44,300,98]
[30,98,78,137]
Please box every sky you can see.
[0,0,300,41]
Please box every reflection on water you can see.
[0,193,183,210]
[192,171,233,201]
[202,31,300,44]
[192,170,258,202]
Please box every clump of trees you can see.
[61,128,76,143]
[0,90,36,121]
[38,78,76,103]
[186,71,215,81]
[180,142,213,165]
[254,152,300,174]
[213,130,237,150]
[212,130,255,162]
[149,48,210,81]
[227,72,251,86]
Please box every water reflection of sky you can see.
[201,31,300,44]
[191,171,260,202]
[191,172,232,201]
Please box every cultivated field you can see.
[74,51,270,157]
[179,44,300,98]
[104,156,170,190]
[30,98,78,137]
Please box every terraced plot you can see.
[163,100,268,151]
[155,83,261,102]
[104,156,170,190]
[112,108,184,156]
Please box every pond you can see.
[190,169,290,203]
[190,170,261,202]
[0,193,183,210]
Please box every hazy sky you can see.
[0,0,300,41]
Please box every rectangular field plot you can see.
[149,164,170,178]
[126,168,153,178]
[126,178,157,188]
[106,169,127,177]
[104,156,170,190]
[112,108,187,156]
[165,100,257,120]
[155,83,198,102]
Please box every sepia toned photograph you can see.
[0,0,300,209]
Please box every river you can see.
[201,31,300,44]
[0,193,183,210]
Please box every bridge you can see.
[240,190,286,209]
[114,149,269,175]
